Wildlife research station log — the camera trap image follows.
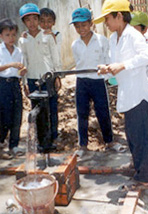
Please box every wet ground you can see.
[1,148,148,214]
[1,76,148,213]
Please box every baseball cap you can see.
[93,0,130,24]
[70,8,91,24]
[19,3,40,19]
[130,11,148,27]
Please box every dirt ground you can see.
[21,75,126,153]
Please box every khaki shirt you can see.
[18,30,61,82]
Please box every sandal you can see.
[119,182,148,191]
[0,151,13,160]
[10,147,25,157]
[106,143,127,153]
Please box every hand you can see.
[44,30,56,42]
[11,62,24,70]
[55,77,61,92]
[21,31,28,38]
[98,64,110,75]
[107,63,125,75]
[18,67,27,76]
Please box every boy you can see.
[130,11,148,42]
[0,18,27,159]
[40,8,62,58]
[70,8,113,154]
[94,0,148,185]
[19,3,61,151]
[21,7,62,59]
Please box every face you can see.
[23,14,39,33]
[134,25,147,35]
[40,15,55,30]
[74,21,92,38]
[104,14,119,32]
[0,28,17,48]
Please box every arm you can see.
[0,62,24,72]
[48,34,61,70]
[43,29,56,43]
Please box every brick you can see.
[78,166,90,174]
[55,194,69,206]
[0,167,17,175]
[54,154,77,182]
[78,166,113,174]
[58,184,67,194]
[66,154,77,172]
[15,163,48,180]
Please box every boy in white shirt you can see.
[0,18,27,159]
[40,8,62,59]
[94,0,148,185]
[71,8,113,153]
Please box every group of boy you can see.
[1,0,148,187]
[0,3,61,160]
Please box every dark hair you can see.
[129,4,134,12]
[40,8,56,21]
[139,24,147,31]
[0,18,18,34]
[111,12,131,23]
[22,14,40,23]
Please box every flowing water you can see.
[25,105,40,175]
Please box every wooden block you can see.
[78,166,90,174]
[120,190,141,214]
[55,194,69,206]
[0,167,17,175]
[54,154,77,182]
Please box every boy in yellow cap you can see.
[130,11,148,42]
[94,0,148,186]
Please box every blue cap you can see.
[19,3,40,19]
[70,8,92,24]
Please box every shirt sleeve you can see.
[101,35,110,65]
[71,40,78,65]
[18,38,28,85]
[123,34,148,70]
[47,35,61,71]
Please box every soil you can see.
[21,75,126,153]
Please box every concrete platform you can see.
[0,149,148,214]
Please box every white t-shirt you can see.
[18,30,61,80]
[71,32,110,79]
[110,24,148,113]
[0,42,23,78]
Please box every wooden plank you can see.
[120,190,141,214]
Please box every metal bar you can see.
[54,69,98,77]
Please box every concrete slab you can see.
[0,149,148,214]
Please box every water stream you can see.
[25,105,40,175]
[14,102,54,214]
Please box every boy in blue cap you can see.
[70,8,113,154]
[19,3,61,152]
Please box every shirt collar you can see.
[113,23,130,41]
[1,41,16,50]
[78,31,96,43]
[121,24,131,37]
